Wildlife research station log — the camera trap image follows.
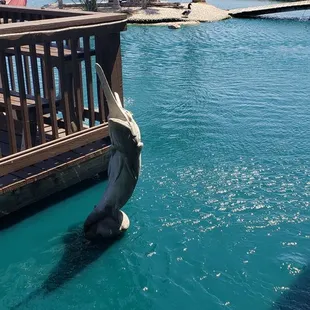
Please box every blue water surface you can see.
[1,1,310,309]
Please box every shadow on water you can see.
[10,222,121,310]
[0,171,107,231]
[272,265,310,310]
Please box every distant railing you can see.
[0,7,127,176]
[0,5,94,22]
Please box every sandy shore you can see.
[55,1,230,25]
[124,3,230,24]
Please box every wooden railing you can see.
[0,6,95,23]
[0,7,127,176]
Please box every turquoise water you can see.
[1,1,310,310]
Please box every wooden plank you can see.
[0,21,127,52]
[0,14,127,36]
[33,157,63,170]
[3,145,110,195]
[29,44,46,144]
[3,12,8,24]
[43,42,58,140]
[43,124,66,135]
[96,77,105,124]
[57,40,71,135]
[11,165,43,179]
[54,150,81,162]
[44,125,66,140]
[95,38,106,124]
[73,139,109,156]
[0,92,49,110]
[43,113,67,130]
[0,146,110,216]
[0,6,95,18]
[2,145,108,195]
[5,44,76,59]
[0,174,21,188]
[15,46,32,149]
[229,1,310,17]
[67,71,77,132]
[0,119,104,162]
[0,51,17,154]
[0,123,109,176]
[83,36,95,127]
[71,38,84,131]
[95,32,124,123]
[100,33,123,105]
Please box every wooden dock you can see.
[0,6,127,217]
[229,0,310,18]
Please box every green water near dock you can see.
[1,1,310,309]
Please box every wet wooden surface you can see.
[0,142,110,217]
[0,137,110,190]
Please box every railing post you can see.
[95,32,124,120]
[58,0,64,9]
[0,52,17,154]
